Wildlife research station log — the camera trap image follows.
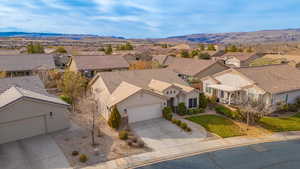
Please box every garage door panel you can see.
[128,104,162,123]
[0,116,46,144]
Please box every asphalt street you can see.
[137,139,300,169]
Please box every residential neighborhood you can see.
[2,1,300,169]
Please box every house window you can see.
[285,94,289,103]
[220,91,224,98]
[188,98,197,108]
[50,112,53,117]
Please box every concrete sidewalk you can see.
[83,131,300,169]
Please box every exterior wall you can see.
[225,57,241,67]
[163,87,181,106]
[0,98,69,133]
[195,63,229,79]
[214,72,253,88]
[273,90,300,105]
[184,91,199,108]
[202,78,218,97]
[69,59,78,72]
[117,91,166,117]
[90,76,112,120]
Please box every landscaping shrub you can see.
[188,108,204,115]
[199,93,208,108]
[185,127,192,132]
[288,104,298,112]
[59,95,72,104]
[172,118,177,124]
[72,150,79,156]
[176,120,182,126]
[163,107,173,120]
[177,103,187,115]
[208,96,217,109]
[108,106,121,129]
[79,154,88,163]
[215,105,241,120]
[119,130,128,140]
[180,122,188,130]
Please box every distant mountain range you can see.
[2,28,300,44]
[0,32,125,40]
[158,28,300,44]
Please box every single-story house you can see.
[0,76,69,144]
[0,54,56,77]
[152,55,174,66]
[217,52,261,67]
[166,57,229,81]
[68,55,130,78]
[201,64,300,111]
[89,69,199,123]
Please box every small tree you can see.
[0,71,6,78]
[199,93,208,109]
[198,44,205,51]
[180,50,190,58]
[27,42,44,54]
[207,44,216,51]
[55,46,67,53]
[198,53,211,60]
[190,50,199,57]
[246,47,253,53]
[58,70,88,112]
[108,106,121,129]
[105,44,113,55]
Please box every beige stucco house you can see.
[217,52,261,67]
[89,69,199,123]
[201,64,300,111]
[68,55,129,78]
[0,76,69,144]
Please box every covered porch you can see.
[208,84,245,105]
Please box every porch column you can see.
[228,92,232,105]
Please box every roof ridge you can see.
[236,63,289,69]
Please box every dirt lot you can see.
[52,112,149,169]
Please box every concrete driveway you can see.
[0,135,71,169]
[131,118,207,150]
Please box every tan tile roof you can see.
[167,58,216,76]
[222,52,257,61]
[109,82,142,107]
[236,64,300,94]
[72,55,129,71]
[96,69,189,93]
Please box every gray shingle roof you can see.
[236,64,300,94]
[72,55,129,71]
[95,69,189,93]
[0,86,68,109]
[0,76,48,95]
[0,54,55,72]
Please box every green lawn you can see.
[186,115,244,138]
[259,113,300,132]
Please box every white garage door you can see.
[0,116,46,144]
[128,104,162,123]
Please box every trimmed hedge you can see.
[187,108,204,115]
[177,103,187,115]
[163,107,173,120]
[215,105,241,120]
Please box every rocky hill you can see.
[159,28,300,44]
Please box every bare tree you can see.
[240,99,265,128]
[77,90,101,146]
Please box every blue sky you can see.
[0,0,300,38]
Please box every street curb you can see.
[129,135,300,169]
